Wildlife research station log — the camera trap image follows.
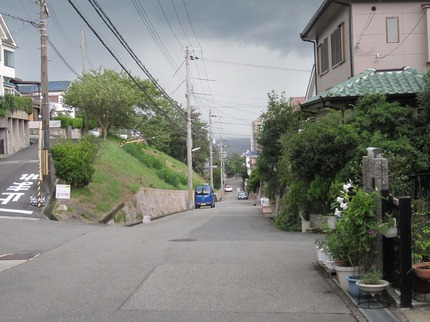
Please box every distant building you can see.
[17,81,74,118]
[0,14,31,155]
[251,118,261,151]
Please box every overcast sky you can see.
[1,0,322,146]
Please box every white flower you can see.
[343,183,352,191]
[340,202,348,210]
[334,208,342,217]
[336,196,344,203]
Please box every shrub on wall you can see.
[53,115,83,129]
[0,94,33,116]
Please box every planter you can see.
[347,275,360,297]
[326,259,335,271]
[301,220,311,232]
[383,219,397,238]
[316,247,324,263]
[356,280,389,295]
[335,265,361,290]
[412,273,430,293]
[412,262,430,280]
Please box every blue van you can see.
[194,185,215,208]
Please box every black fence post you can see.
[398,196,412,308]
[381,190,390,279]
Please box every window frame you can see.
[331,23,344,68]
[317,37,329,75]
[4,50,14,68]
[386,17,399,43]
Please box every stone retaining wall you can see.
[123,188,188,224]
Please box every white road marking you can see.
[0,208,33,215]
[0,216,39,220]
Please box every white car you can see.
[224,185,233,192]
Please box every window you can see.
[4,50,14,67]
[317,38,329,75]
[331,23,344,67]
[386,17,399,43]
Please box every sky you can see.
[1,0,322,148]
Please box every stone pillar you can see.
[362,147,389,271]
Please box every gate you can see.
[381,191,412,307]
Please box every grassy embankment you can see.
[51,138,205,223]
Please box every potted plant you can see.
[356,267,389,295]
[326,181,381,290]
[411,210,430,290]
[380,215,397,238]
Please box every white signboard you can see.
[56,184,71,200]
[28,121,61,128]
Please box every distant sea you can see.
[222,137,252,155]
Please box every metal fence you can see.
[381,173,430,308]
[381,192,412,307]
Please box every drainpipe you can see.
[300,34,318,96]
[333,1,353,77]
[422,4,430,66]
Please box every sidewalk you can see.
[315,262,430,322]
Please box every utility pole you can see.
[185,46,193,210]
[209,109,213,189]
[40,0,51,189]
[220,137,224,199]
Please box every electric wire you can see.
[47,38,80,77]
[67,0,186,133]
[170,0,192,46]
[354,1,381,51]
[87,0,187,119]
[47,1,80,48]
[131,0,184,79]
[380,11,426,59]
[157,0,183,47]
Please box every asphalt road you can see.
[0,178,360,322]
[0,142,43,219]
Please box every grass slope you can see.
[52,138,205,222]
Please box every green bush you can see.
[122,143,163,169]
[156,168,181,187]
[51,136,99,187]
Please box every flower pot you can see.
[412,262,430,280]
[356,280,389,295]
[335,265,361,290]
[326,258,335,271]
[316,247,324,263]
[383,226,397,238]
[347,275,360,297]
[412,273,430,293]
[327,216,337,229]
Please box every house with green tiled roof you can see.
[301,66,424,112]
[300,1,429,105]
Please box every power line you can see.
[87,0,186,119]
[203,58,311,72]
[67,0,185,133]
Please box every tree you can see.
[63,68,137,140]
[225,152,246,178]
[256,91,301,199]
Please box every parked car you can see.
[224,184,233,192]
[194,185,215,208]
[237,191,248,200]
